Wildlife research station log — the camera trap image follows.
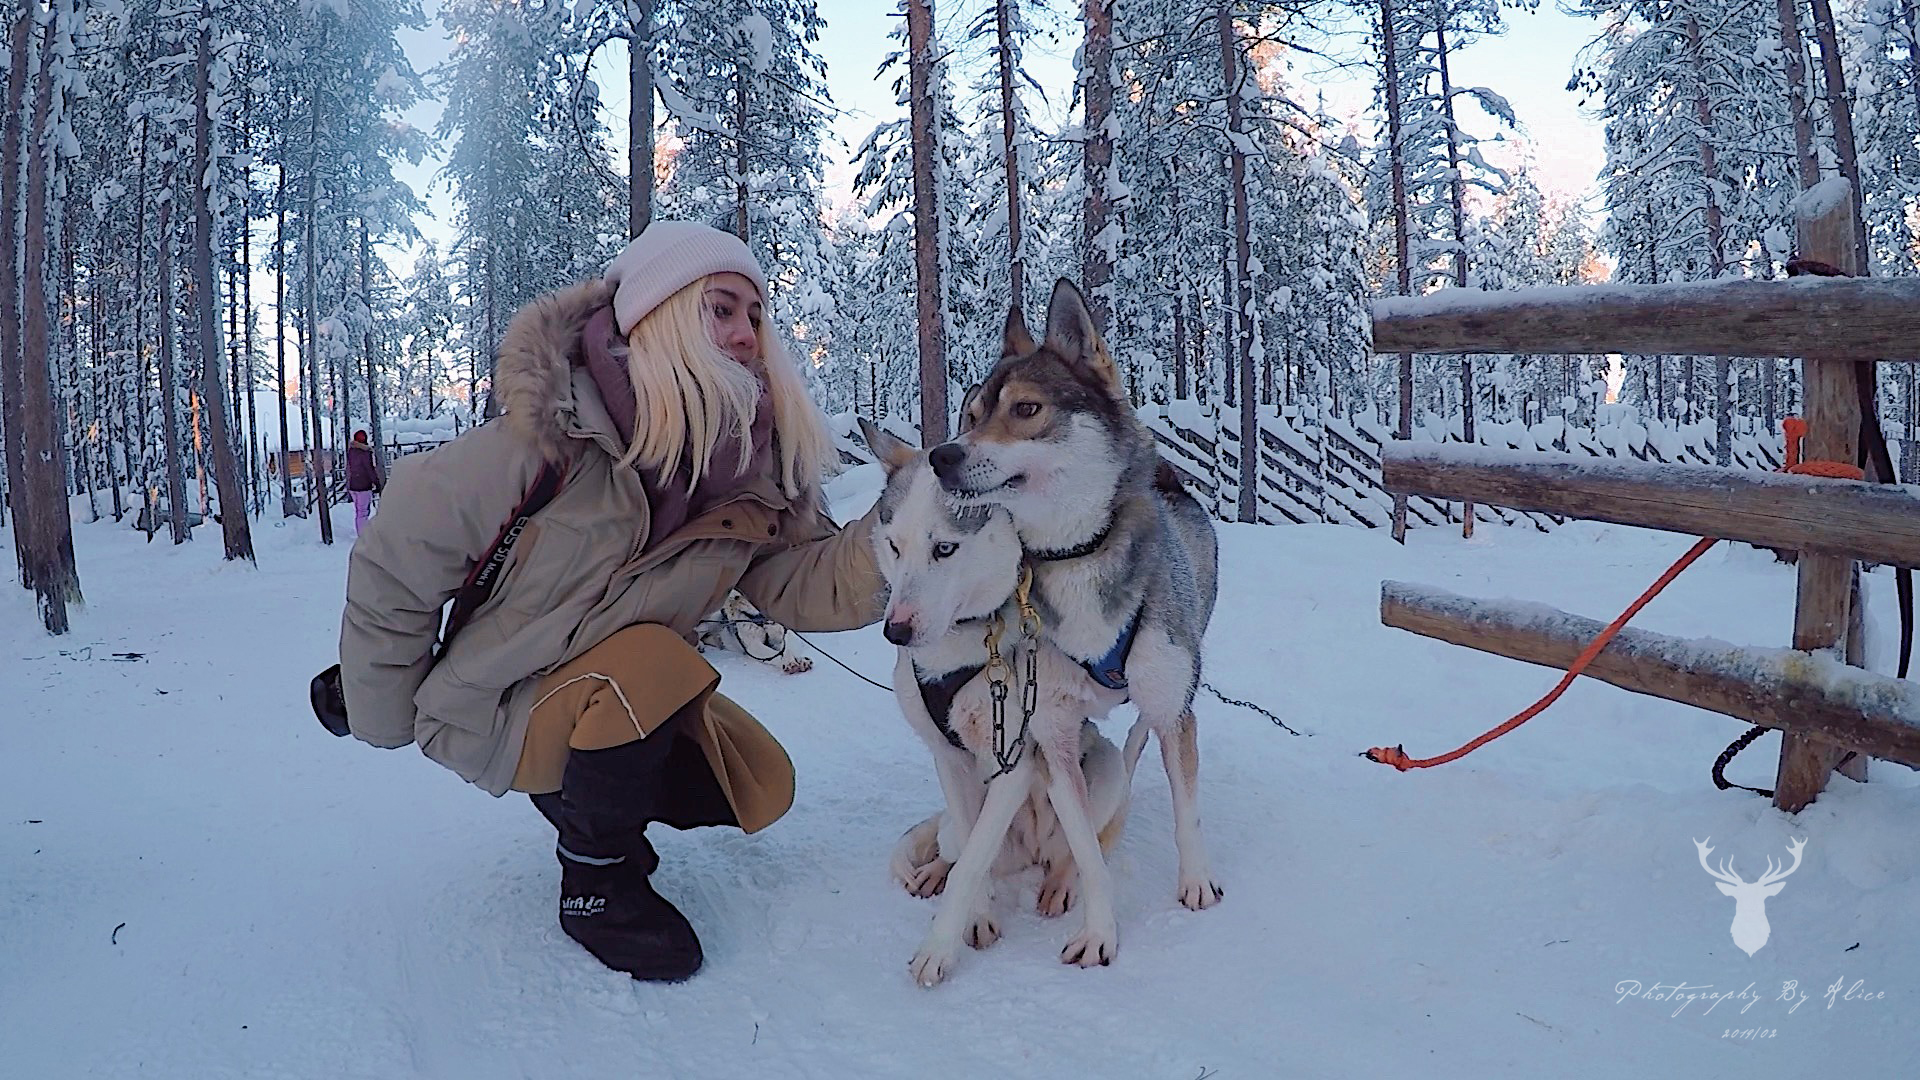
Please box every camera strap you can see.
[433,460,568,659]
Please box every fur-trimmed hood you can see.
[494,280,615,462]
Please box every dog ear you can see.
[1002,305,1036,358]
[956,382,984,434]
[857,416,918,475]
[1043,278,1123,395]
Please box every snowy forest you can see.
[4,0,1920,634]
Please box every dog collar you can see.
[1026,515,1115,562]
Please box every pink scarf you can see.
[580,306,776,544]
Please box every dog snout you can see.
[928,442,966,483]
[883,618,916,646]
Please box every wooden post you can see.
[1776,186,1867,812]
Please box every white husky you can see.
[860,419,1141,987]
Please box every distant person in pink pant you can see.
[345,430,383,535]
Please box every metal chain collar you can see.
[984,564,1043,781]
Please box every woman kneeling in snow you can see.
[336,223,886,982]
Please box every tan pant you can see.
[512,624,796,834]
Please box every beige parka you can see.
[338,281,885,797]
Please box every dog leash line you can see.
[1201,680,1305,736]
[783,627,895,693]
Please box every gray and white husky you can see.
[928,278,1226,912]
[859,418,1138,987]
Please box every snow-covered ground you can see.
[4,475,1916,1079]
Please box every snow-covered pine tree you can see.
[652,0,836,383]
[399,242,457,419]
[438,0,601,412]
[851,0,968,439]
[190,0,254,560]
[1849,0,1920,268]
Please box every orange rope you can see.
[1780,416,1864,480]
[1365,416,1858,772]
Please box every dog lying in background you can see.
[696,590,814,675]
[861,418,1142,987]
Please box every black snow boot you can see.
[528,728,733,982]
[552,832,703,982]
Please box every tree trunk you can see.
[1172,281,1188,401]
[274,165,294,517]
[334,262,349,492]
[1435,19,1475,536]
[193,1,254,561]
[98,269,121,521]
[1080,0,1112,329]
[1189,280,1204,404]
[20,4,79,630]
[1774,0,1820,190]
[1170,155,1187,402]
[242,127,258,517]
[1908,0,1920,480]
[481,231,497,419]
[997,0,1024,304]
[1220,3,1256,524]
[906,0,948,444]
[306,88,333,545]
[193,367,208,516]
[1381,0,1413,542]
[1807,0,1886,498]
[361,217,385,474]
[157,188,191,547]
[1808,0,1871,272]
[1682,14,1731,465]
[132,117,156,539]
[227,264,241,474]
[1220,189,1231,410]
[629,0,654,238]
[2,0,33,584]
[1648,223,1663,422]
[733,64,750,242]
[64,211,93,522]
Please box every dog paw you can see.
[909,939,961,988]
[965,912,1001,950]
[781,657,813,675]
[903,858,951,898]
[1036,867,1077,917]
[1178,876,1225,911]
[1059,918,1118,968]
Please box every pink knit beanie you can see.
[603,222,771,336]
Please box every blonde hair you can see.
[614,276,834,503]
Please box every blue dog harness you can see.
[1080,604,1143,691]
[1024,515,1141,692]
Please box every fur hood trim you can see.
[496,281,614,461]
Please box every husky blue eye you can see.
[932,541,958,560]
[1013,402,1041,418]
